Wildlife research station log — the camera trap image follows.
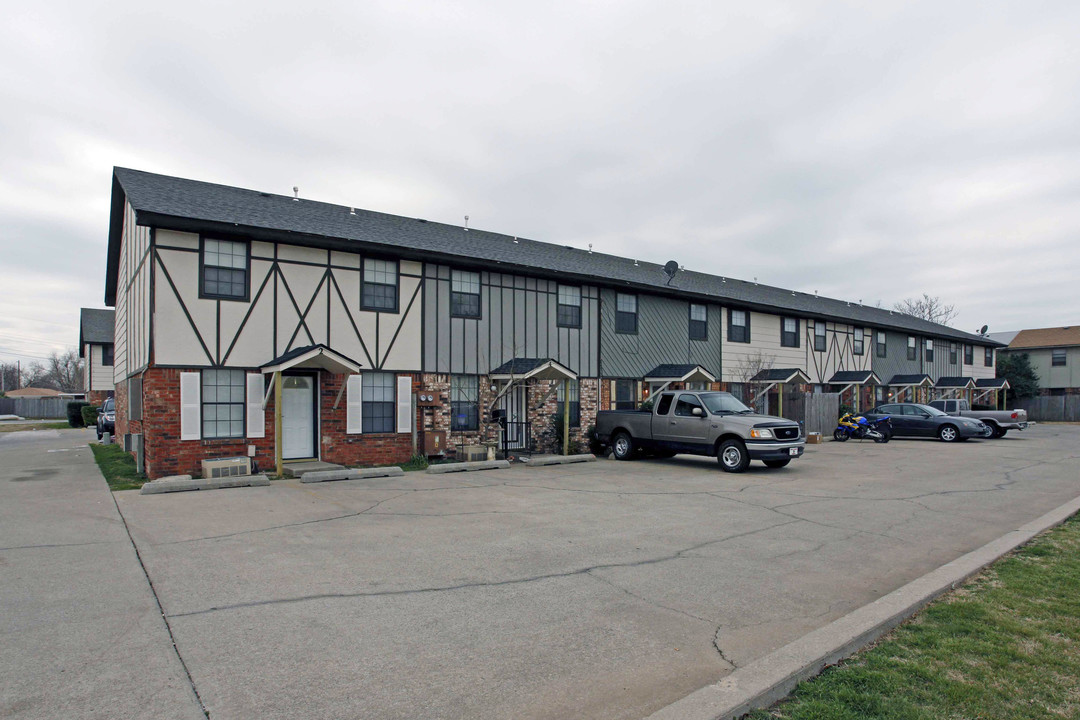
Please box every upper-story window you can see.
[201,238,249,300]
[1052,348,1067,367]
[964,344,974,365]
[557,285,582,328]
[949,342,958,364]
[925,338,934,362]
[728,309,750,343]
[907,336,917,361]
[101,344,114,366]
[815,322,827,352]
[984,347,994,367]
[781,317,799,348]
[876,331,886,358]
[450,270,481,318]
[615,293,638,334]
[689,304,708,341]
[853,328,864,355]
[361,258,399,312]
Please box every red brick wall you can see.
[318,372,417,467]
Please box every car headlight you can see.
[749,428,774,439]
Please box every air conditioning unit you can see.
[460,445,488,462]
[201,456,252,479]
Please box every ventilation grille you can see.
[201,457,252,478]
[775,426,800,440]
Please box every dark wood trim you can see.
[328,272,375,368]
[277,264,316,351]
[154,253,215,365]
[284,270,328,352]
[220,264,276,365]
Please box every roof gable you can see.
[1008,326,1080,349]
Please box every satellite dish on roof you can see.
[979,324,989,335]
[663,260,679,285]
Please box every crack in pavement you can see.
[585,569,714,625]
[166,519,801,619]
[0,539,123,552]
[712,627,738,670]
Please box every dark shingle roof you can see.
[888,374,934,385]
[489,358,552,375]
[827,370,881,385]
[105,168,1003,346]
[751,368,811,383]
[975,377,1010,389]
[935,376,975,388]
[644,364,716,380]
[79,308,114,356]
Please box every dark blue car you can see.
[864,403,990,442]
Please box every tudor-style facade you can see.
[103,168,1005,477]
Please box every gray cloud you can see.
[2,0,1078,362]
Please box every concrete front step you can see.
[426,459,510,474]
[281,461,345,478]
[300,466,405,483]
[521,454,597,466]
[140,474,271,495]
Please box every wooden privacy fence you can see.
[727,386,839,437]
[0,397,71,419]
[1015,396,1080,423]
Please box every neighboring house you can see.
[1000,326,1080,395]
[79,308,115,404]
[103,168,1005,478]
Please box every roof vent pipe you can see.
[588,244,593,254]
[293,186,299,201]
[464,215,469,231]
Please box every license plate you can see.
[789,448,800,456]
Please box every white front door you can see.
[282,375,315,459]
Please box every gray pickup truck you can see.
[927,399,1029,438]
[594,390,805,472]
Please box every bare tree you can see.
[892,294,958,327]
[735,350,775,410]
[46,350,84,393]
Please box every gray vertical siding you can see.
[422,264,599,376]
[599,289,722,378]
[873,330,964,383]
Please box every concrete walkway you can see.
[0,429,204,720]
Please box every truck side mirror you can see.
[692,407,704,417]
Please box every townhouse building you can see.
[79,308,115,405]
[103,168,1003,478]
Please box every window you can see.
[362,372,395,433]
[1052,348,1067,367]
[853,328,864,356]
[781,317,799,348]
[201,369,245,439]
[907,336,917,361]
[655,393,674,415]
[949,342,957,364]
[728,309,750,343]
[201,238,249,300]
[450,270,481,318]
[557,285,582,328]
[964,344,974,365]
[557,381,580,426]
[814,322,827,352]
[101,344,114,366]
[450,375,479,431]
[615,293,638,334]
[361,258,398,312]
[876,331,886,358]
[689,304,708,341]
[614,379,637,410]
[925,339,934,362]
[984,347,994,367]
[674,393,705,417]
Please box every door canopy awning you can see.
[260,344,363,375]
[888,374,935,388]
[975,377,1010,390]
[935,376,976,390]
[750,368,811,384]
[643,364,716,384]
[827,370,882,386]
[489,358,577,382]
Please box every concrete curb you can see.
[140,474,271,495]
[522,454,597,466]
[300,466,405,483]
[646,494,1080,720]
[426,460,510,474]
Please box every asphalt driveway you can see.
[101,425,1080,720]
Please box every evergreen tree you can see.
[997,352,1040,399]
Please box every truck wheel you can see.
[994,428,1008,438]
[612,432,636,461]
[763,459,790,469]
[718,439,751,473]
[938,425,960,442]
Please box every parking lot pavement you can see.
[0,429,204,720]
[109,425,1080,720]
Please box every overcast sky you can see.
[2,1,1078,365]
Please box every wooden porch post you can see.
[274,370,283,477]
[778,383,784,418]
[563,378,570,456]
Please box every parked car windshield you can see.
[700,392,752,414]
[915,404,947,416]
[102,398,114,411]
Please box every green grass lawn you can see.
[748,516,1080,720]
[0,421,71,433]
[89,443,148,491]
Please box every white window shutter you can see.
[246,373,265,438]
[346,374,363,434]
[396,375,412,433]
[180,372,201,441]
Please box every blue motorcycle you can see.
[834,412,892,443]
